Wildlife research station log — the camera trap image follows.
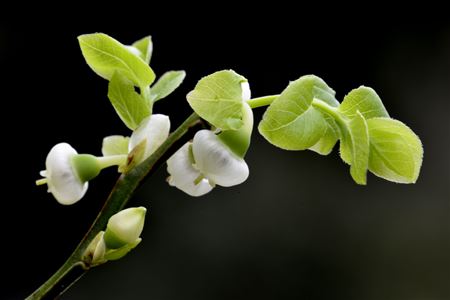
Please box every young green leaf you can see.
[78,33,155,87]
[150,71,186,102]
[258,75,336,150]
[108,72,151,130]
[367,118,423,183]
[132,36,153,64]
[187,70,247,130]
[338,86,389,164]
[102,135,130,156]
[348,111,370,184]
[340,86,389,119]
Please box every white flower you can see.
[129,114,170,162]
[38,143,88,205]
[167,143,214,196]
[167,130,249,196]
[192,130,249,186]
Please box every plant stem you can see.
[311,98,348,126]
[247,95,279,108]
[27,112,202,300]
[97,155,127,169]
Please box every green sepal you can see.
[71,154,101,182]
[104,238,142,261]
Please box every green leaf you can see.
[132,36,153,64]
[258,75,336,150]
[102,135,130,156]
[338,87,388,165]
[348,111,370,185]
[339,127,353,165]
[78,33,155,87]
[309,116,340,155]
[187,70,247,130]
[108,72,151,130]
[150,71,186,102]
[367,118,423,183]
[340,86,389,119]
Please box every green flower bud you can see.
[104,207,147,249]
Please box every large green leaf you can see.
[367,118,423,183]
[340,86,389,119]
[78,33,155,87]
[258,75,335,150]
[150,71,186,102]
[187,70,247,130]
[132,36,153,64]
[107,72,151,130]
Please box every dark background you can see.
[1,10,449,300]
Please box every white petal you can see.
[129,114,170,162]
[192,130,249,187]
[167,143,214,197]
[241,81,251,102]
[45,143,88,205]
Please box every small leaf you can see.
[258,75,335,150]
[150,71,186,102]
[132,36,153,64]
[78,33,155,87]
[187,70,247,130]
[340,86,389,119]
[102,135,130,156]
[108,72,151,130]
[367,118,423,183]
[348,111,370,185]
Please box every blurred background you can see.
[1,10,449,300]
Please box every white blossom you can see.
[39,143,88,205]
[167,143,214,196]
[167,130,249,196]
[129,114,170,162]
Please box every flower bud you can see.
[83,231,106,266]
[104,207,147,249]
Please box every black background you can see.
[2,9,449,300]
